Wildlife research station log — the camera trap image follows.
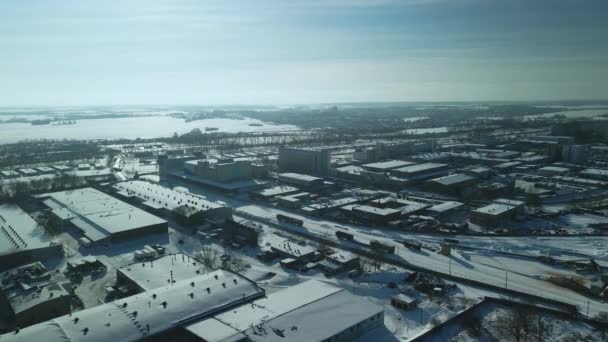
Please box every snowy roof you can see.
[0,204,56,255]
[352,205,400,216]
[36,188,167,242]
[326,251,359,264]
[428,201,464,213]
[118,253,205,291]
[114,180,224,212]
[361,160,414,171]
[278,173,323,182]
[539,166,569,173]
[254,185,299,197]
[186,280,383,342]
[1,270,264,342]
[264,235,315,258]
[473,203,517,216]
[393,163,447,174]
[429,173,475,186]
[392,293,416,304]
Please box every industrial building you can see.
[0,270,266,342]
[0,204,62,271]
[264,234,316,262]
[361,160,414,173]
[341,204,402,224]
[249,185,300,201]
[317,251,360,275]
[538,166,570,176]
[184,280,384,342]
[114,180,232,225]
[0,263,72,331]
[278,172,324,189]
[116,253,204,293]
[36,188,168,244]
[426,201,465,220]
[185,158,253,183]
[390,163,449,181]
[424,173,476,195]
[278,146,331,175]
[470,199,523,226]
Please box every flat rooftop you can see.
[118,253,205,291]
[0,204,56,256]
[254,185,299,197]
[430,173,475,186]
[428,201,464,213]
[394,163,447,174]
[0,270,264,342]
[186,280,383,342]
[36,188,167,242]
[278,173,323,182]
[362,160,414,171]
[473,203,517,216]
[114,180,224,212]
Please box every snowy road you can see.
[236,203,608,317]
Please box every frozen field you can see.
[0,116,298,143]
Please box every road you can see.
[235,203,608,317]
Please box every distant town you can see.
[1,103,608,341]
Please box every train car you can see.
[336,231,354,241]
[400,239,421,250]
[276,214,304,226]
[370,240,396,254]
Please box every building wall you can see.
[321,311,384,342]
[278,146,330,175]
[13,294,72,329]
[470,209,515,226]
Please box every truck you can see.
[336,231,354,241]
[370,240,396,254]
[276,214,304,226]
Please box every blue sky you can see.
[0,0,607,105]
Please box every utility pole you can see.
[505,271,508,289]
[587,299,590,318]
[449,257,452,276]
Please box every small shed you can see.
[391,294,417,310]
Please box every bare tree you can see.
[595,311,608,340]
[495,307,537,342]
[225,256,247,273]
[198,245,219,270]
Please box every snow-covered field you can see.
[0,116,298,144]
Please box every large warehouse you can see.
[185,280,384,342]
[113,180,232,224]
[36,188,168,244]
[0,204,62,271]
[0,270,265,342]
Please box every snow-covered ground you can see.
[235,203,608,316]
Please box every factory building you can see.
[114,180,232,225]
[278,172,324,189]
[185,158,253,183]
[341,204,402,225]
[116,253,205,293]
[0,263,72,331]
[561,144,589,164]
[390,163,449,181]
[361,160,415,173]
[35,188,168,245]
[470,199,524,227]
[317,251,360,275]
[0,270,266,342]
[0,204,62,271]
[278,146,331,176]
[184,280,385,342]
[424,173,477,195]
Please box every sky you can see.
[0,0,607,106]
